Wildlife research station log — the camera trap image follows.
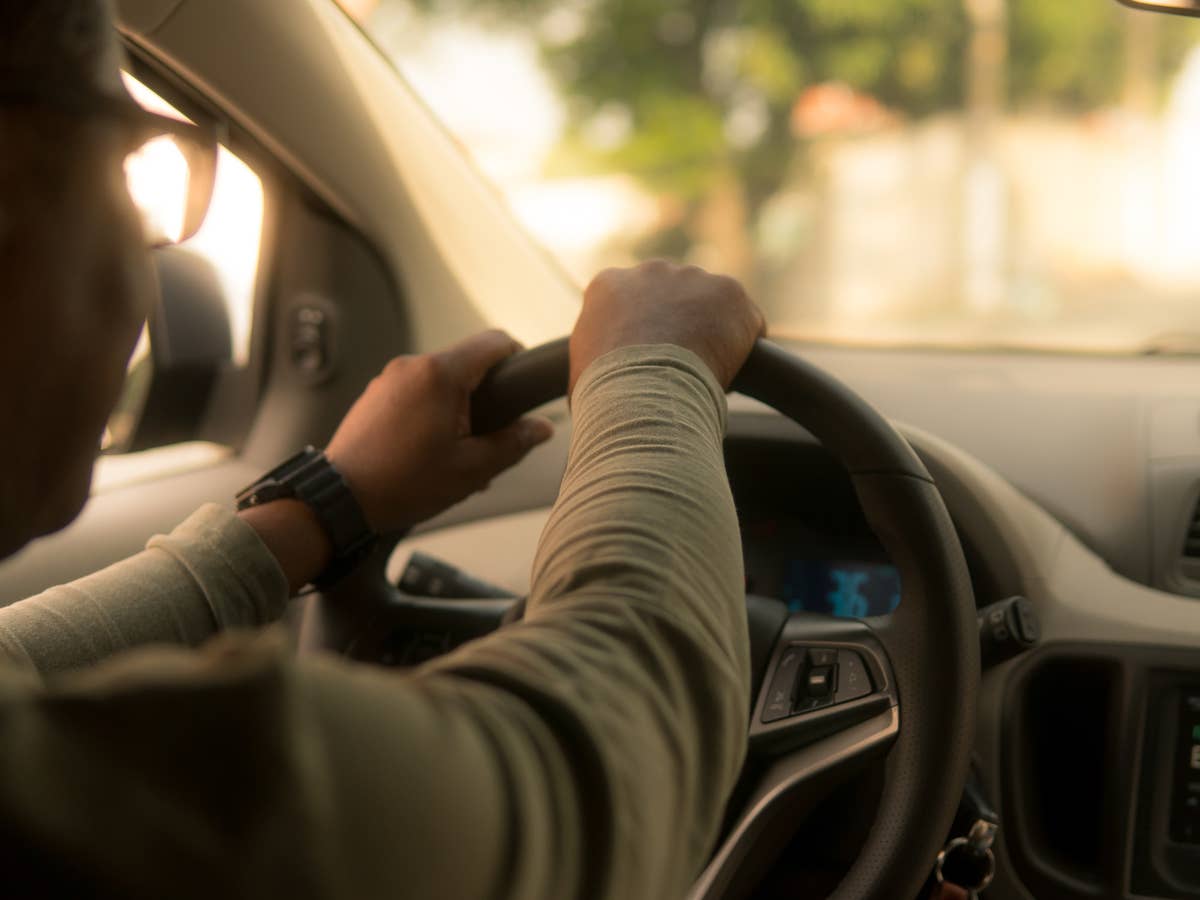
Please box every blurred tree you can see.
[385,0,1200,281]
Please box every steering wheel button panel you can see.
[762,645,806,723]
[759,643,883,723]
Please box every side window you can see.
[97,74,266,487]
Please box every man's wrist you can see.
[237,500,333,595]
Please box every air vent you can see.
[1013,657,1118,892]
[1186,499,1200,559]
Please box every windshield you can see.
[337,0,1200,354]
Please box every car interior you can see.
[4,0,1200,896]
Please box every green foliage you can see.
[597,92,726,195]
[1009,0,1126,107]
[520,0,973,202]
[738,27,805,103]
[383,0,1200,231]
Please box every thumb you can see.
[439,329,523,391]
[459,416,554,483]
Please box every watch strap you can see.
[236,447,376,588]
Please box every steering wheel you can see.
[301,338,979,900]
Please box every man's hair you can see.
[0,0,119,87]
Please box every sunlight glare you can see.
[123,135,190,245]
[119,72,263,365]
[187,149,264,366]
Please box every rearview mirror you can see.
[1117,0,1200,17]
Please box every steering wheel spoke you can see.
[687,613,900,900]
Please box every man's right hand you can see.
[569,260,766,397]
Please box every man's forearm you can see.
[422,344,751,899]
[0,505,289,673]
[237,499,332,595]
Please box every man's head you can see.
[0,0,155,558]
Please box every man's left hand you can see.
[326,329,554,535]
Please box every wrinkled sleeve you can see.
[415,343,751,897]
[0,345,750,900]
[0,504,289,673]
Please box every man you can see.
[0,1,763,897]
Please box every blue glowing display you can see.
[782,560,901,618]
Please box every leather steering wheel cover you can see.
[470,337,979,900]
[838,473,978,900]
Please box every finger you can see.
[930,884,970,900]
[438,329,523,391]
[457,416,554,483]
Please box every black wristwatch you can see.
[236,446,377,588]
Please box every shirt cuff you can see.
[147,503,290,629]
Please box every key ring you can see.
[936,819,997,895]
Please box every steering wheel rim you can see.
[308,337,979,899]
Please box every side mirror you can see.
[106,247,233,453]
[1117,0,1200,17]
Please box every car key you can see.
[936,818,997,898]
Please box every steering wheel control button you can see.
[762,645,806,723]
[834,650,873,703]
[808,648,838,668]
[806,666,834,697]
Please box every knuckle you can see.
[426,354,453,388]
[591,266,621,285]
[716,272,743,293]
[710,272,742,295]
[379,355,412,381]
[382,355,405,374]
[584,267,620,300]
[480,327,511,346]
[409,353,449,390]
[638,258,676,278]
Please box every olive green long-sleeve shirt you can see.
[0,345,750,900]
